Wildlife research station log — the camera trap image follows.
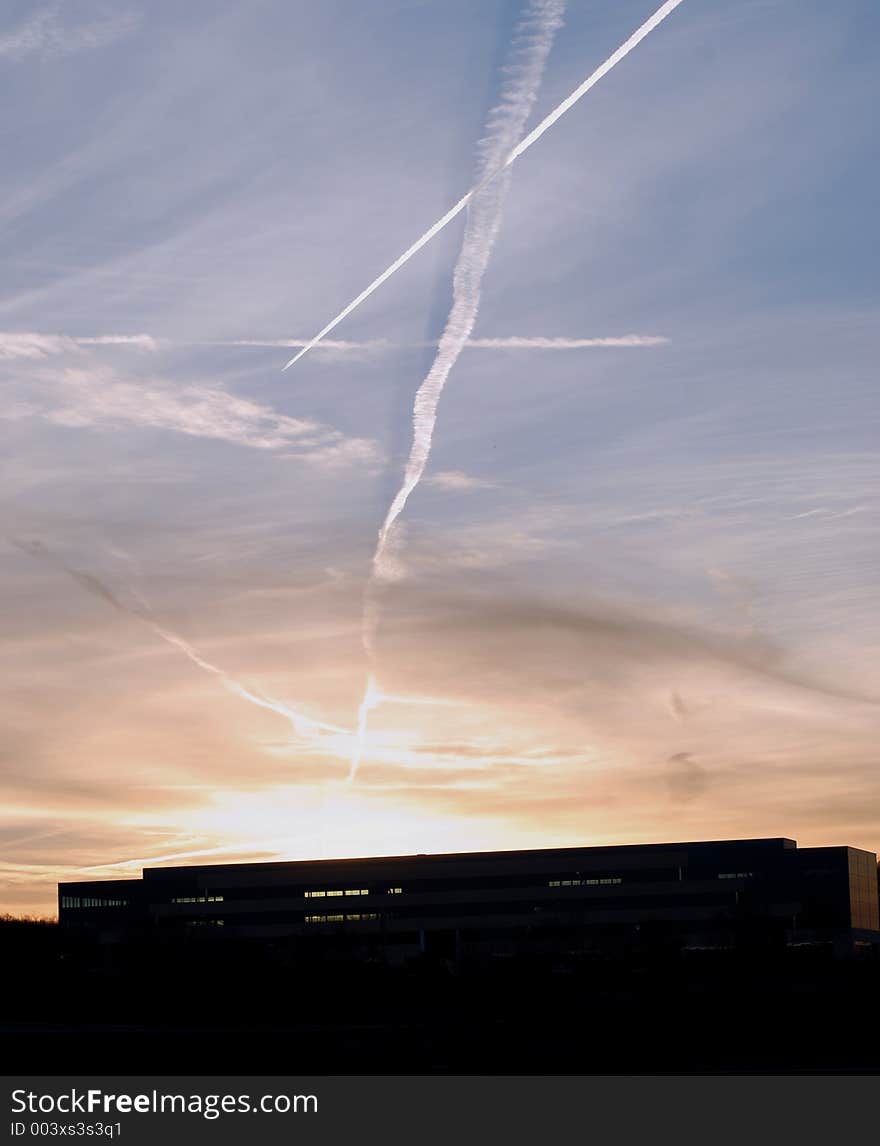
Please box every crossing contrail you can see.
[282,0,684,371]
[348,0,566,782]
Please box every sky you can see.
[1,0,878,915]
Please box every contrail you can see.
[349,0,566,782]
[0,329,669,357]
[228,334,669,351]
[8,537,347,741]
[282,0,684,371]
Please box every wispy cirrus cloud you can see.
[0,5,140,62]
[3,361,381,465]
[423,470,496,492]
[0,332,157,360]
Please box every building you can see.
[58,837,880,963]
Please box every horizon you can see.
[49,833,880,906]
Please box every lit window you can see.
[344,889,370,896]
[305,912,377,925]
[718,872,754,880]
[548,876,622,888]
[386,887,403,895]
[326,890,344,897]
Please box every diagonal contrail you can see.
[349,0,566,782]
[8,537,348,741]
[282,0,684,372]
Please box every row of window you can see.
[548,878,623,888]
[303,887,402,898]
[61,896,128,909]
[304,888,368,899]
[305,913,380,925]
[554,866,760,884]
[171,895,224,904]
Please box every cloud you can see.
[3,569,878,913]
[666,751,707,802]
[223,338,393,353]
[369,0,565,582]
[424,470,496,492]
[0,5,140,61]
[373,584,880,715]
[228,335,669,352]
[0,332,669,358]
[76,334,158,351]
[393,510,571,577]
[284,435,384,472]
[226,334,669,355]
[788,505,870,521]
[8,536,352,744]
[0,333,74,361]
[3,360,382,464]
[465,335,669,349]
[348,0,567,783]
[281,0,683,368]
[0,332,157,360]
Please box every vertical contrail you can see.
[8,537,347,740]
[283,0,684,371]
[349,0,566,782]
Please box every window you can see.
[344,889,370,896]
[717,872,754,880]
[304,890,325,898]
[67,896,128,908]
[305,913,379,925]
[548,877,622,888]
[171,894,224,904]
[386,887,403,895]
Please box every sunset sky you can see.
[2,0,878,915]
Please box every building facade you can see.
[58,837,880,962]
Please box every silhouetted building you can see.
[58,837,880,963]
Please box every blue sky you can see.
[1,0,878,912]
